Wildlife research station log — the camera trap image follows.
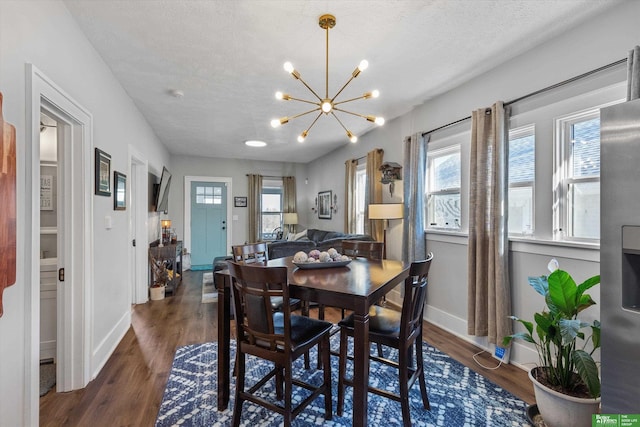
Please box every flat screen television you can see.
[154,166,171,213]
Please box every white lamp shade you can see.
[368,203,404,220]
[283,212,299,225]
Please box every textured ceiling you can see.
[63,0,619,163]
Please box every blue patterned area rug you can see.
[156,336,528,426]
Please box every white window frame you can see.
[508,124,535,236]
[554,108,601,243]
[426,145,461,230]
[261,179,284,240]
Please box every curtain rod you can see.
[421,57,627,137]
[246,174,285,179]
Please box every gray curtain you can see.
[467,102,512,344]
[628,45,640,101]
[365,149,384,242]
[344,159,358,234]
[247,174,262,242]
[283,176,297,233]
[402,133,428,263]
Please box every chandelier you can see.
[270,14,384,143]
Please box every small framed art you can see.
[114,171,126,210]
[95,148,111,196]
[234,196,247,207]
[318,190,332,219]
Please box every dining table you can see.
[215,255,410,427]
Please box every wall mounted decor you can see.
[234,196,247,207]
[95,148,111,196]
[318,190,332,219]
[114,171,126,210]
[40,175,54,211]
[0,92,17,317]
[379,161,403,196]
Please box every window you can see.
[426,146,461,229]
[195,185,222,205]
[556,109,600,241]
[261,179,283,240]
[354,164,366,234]
[508,125,535,235]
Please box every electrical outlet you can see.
[492,344,510,364]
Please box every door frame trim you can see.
[26,64,93,423]
[128,145,148,304]
[184,176,232,265]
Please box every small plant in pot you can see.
[503,259,600,427]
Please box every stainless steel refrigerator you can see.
[600,98,640,413]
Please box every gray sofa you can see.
[267,228,374,259]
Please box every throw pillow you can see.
[292,229,307,241]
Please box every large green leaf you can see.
[577,275,600,296]
[573,349,601,398]
[548,270,577,315]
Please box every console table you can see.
[149,240,183,294]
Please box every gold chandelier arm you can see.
[330,75,356,104]
[305,111,324,133]
[333,94,370,106]
[330,111,350,132]
[290,107,321,121]
[286,96,321,106]
[332,107,367,119]
[295,74,324,102]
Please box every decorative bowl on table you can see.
[292,249,351,269]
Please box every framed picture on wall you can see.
[234,196,247,207]
[318,190,332,219]
[95,148,111,196]
[113,171,126,210]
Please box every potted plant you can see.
[503,259,601,427]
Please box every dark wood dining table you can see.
[215,255,410,427]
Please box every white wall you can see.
[0,1,169,425]
[303,0,640,368]
[168,155,308,252]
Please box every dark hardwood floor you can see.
[40,269,534,426]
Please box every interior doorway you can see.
[38,112,59,396]
[27,64,93,425]
[129,146,148,304]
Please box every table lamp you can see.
[161,219,172,244]
[283,212,298,236]
[368,203,404,259]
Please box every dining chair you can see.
[231,242,269,264]
[231,242,309,368]
[227,261,333,426]
[232,242,302,312]
[337,253,434,427]
[341,240,384,260]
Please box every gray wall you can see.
[0,1,170,425]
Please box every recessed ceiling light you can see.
[245,140,267,147]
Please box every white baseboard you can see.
[423,304,536,371]
[91,309,131,379]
